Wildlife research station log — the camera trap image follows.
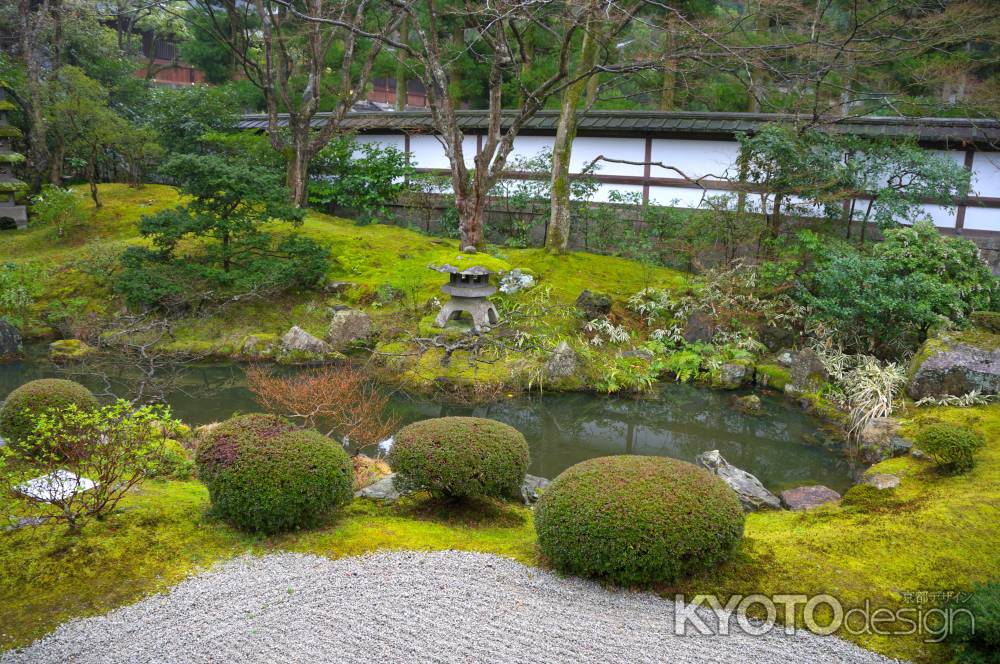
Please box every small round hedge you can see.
[916,423,985,473]
[195,413,353,533]
[534,455,745,584]
[390,417,529,499]
[0,379,98,450]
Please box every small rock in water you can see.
[377,437,394,455]
[696,450,781,512]
[780,485,841,511]
[733,394,763,416]
[863,473,901,490]
[16,470,96,502]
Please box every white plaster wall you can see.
[569,137,646,176]
[649,139,740,181]
[964,207,1000,232]
[972,151,1000,198]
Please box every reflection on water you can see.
[1,346,860,493]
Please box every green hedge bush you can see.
[534,455,745,584]
[0,379,98,451]
[949,581,1000,664]
[390,417,529,500]
[195,413,353,533]
[916,423,985,473]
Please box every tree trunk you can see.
[88,160,100,208]
[19,0,49,194]
[659,16,676,111]
[50,141,64,187]
[457,171,487,250]
[395,17,409,111]
[545,12,599,253]
[287,127,311,207]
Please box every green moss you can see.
[0,125,22,139]
[0,152,25,165]
[48,339,97,362]
[0,100,15,112]
[0,179,27,194]
[909,328,1000,378]
[755,363,790,391]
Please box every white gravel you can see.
[2,550,896,664]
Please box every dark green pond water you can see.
[0,346,861,492]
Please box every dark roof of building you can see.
[238,110,1000,147]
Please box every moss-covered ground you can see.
[1,403,996,661]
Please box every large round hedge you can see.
[390,417,529,499]
[0,379,98,450]
[195,413,353,533]
[534,455,745,584]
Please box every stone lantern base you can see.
[434,296,499,331]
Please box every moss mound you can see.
[0,379,98,450]
[195,413,353,533]
[534,455,745,584]
[916,423,985,473]
[390,417,529,499]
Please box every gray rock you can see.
[545,341,579,379]
[858,417,901,464]
[682,310,715,344]
[776,350,795,367]
[521,474,550,505]
[862,473,901,490]
[499,269,534,294]
[716,362,753,390]
[785,349,829,395]
[16,470,96,502]
[891,437,913,456]
[323,281,356,294]
[759,326,795,352]
[908,342,1000,400]
[0,319,22,362]
[281,326,329,354]
[355,473,405,502]
[621,348,654,361]
[733,394,763,416]
[575,289,612,319]
[326,309,373,350]
[780,485,841,511]
[696,450,781,512]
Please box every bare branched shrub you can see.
[246,364,397,446]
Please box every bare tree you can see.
[181,0,407,206]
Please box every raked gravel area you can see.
[2,550,896,664]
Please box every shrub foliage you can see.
[534,455,745,584]
[916,423,985,473]
[390,417,530,500]
[195,413,353,533]
[0,379,98,451]
[949,581,1000,664]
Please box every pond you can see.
[0,345,862,493]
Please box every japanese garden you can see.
[1,1,999,663]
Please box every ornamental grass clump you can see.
[390,417,529,500]
[195,413,353,533]
[0,379,98,453]
[915,423,985,473]
[534,455,745,585]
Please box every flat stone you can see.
[786,349,829,395]
[326,309,373,350]
[49,339,97,362]
[863,473,901,490]
[696,450,781,512]
[323,281,356,294]
[521,474,551,505]
[776,351,795,367]
[16,470,96,502]
[780,485,841,511]
[716,362,752,389]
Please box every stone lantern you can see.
[431,263,500,331]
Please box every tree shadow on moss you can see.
[394,494,528,529]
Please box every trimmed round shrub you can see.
[0,379,98,450]
[150,439,194,480]
[916,423,985,473]
[195,413,353,533]
[390,417,529,499]
[534,455,745,584]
